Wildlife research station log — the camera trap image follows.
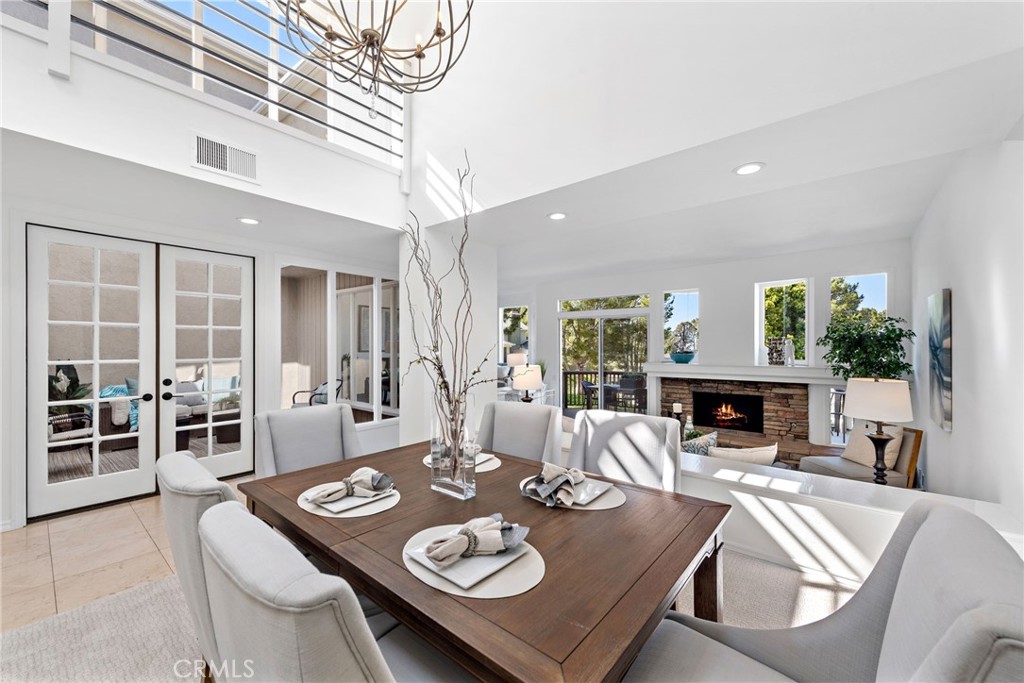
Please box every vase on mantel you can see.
[429,414,477,500]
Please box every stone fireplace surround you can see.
[662,378,815,462]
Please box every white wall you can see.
[910,140,1024,519]
[0,18,405,230]
[529,239,912,438]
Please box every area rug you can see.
[1,577,200,683]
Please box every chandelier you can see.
[275,0,473,118]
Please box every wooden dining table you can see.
[239,443,730,682]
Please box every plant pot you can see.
[670,352,696,364]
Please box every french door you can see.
[560,315,648,413]
[27,226,254,517]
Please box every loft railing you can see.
[18,0,403,166]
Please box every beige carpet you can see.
[0,550,856,682]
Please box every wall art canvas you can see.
[928,288,952,431]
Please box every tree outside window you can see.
[500,306,528,361]
[664,290,699,355]
[762,280,807,361]
[831,273,887,323]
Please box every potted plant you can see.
[817,315,915,380]
[669,321,697,363]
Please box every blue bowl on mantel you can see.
[670,352,696,364]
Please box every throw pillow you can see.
[708,444,778,466]
[842,419,903,469]
[682,431,718,455]
[176,381,205,407]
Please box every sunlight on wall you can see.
[425,152,486,221]
[732,491,868,585]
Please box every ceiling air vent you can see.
[194,135,257,182]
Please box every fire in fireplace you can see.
[692,392,764,434]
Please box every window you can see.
[500,306,528,362]
[559,294,648,312]
[831,273,887,322]
[758,279,808,363]
[664,290,699,357]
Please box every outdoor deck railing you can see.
[562,370,636,410]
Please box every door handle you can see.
[162,392,184,401]
[141,393,154,402]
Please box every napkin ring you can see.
[341,478,355,497]
[457,528,479,557]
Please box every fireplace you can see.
[693,392,764,434]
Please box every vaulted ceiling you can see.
[410,2,1024,287]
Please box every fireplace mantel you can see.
[643,363,840,386]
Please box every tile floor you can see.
[0,474,253,632]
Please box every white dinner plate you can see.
[297,486,401,518]
[421,451,501,473]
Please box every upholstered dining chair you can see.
[566,410,680,491]
[156,451,236,682]
[476,401,562,463]
[625,500,1024,682]
[199,500,472,683]
[254,404,361,477]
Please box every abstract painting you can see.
[928,289,952,431]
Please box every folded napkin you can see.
[521,462,585,508]
[302,467,394,506]
[425,513,529,567]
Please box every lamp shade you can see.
[512,364,543,391]
[843,378,913,423]
[507,352,527,367]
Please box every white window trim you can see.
[755,278,811,367]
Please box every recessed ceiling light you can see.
[547,212,567,221]
[733,162,766,176]
[237,217,260,225]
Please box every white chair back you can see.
[476,401,561,463]
[199,501,396,683]
[254,404,361,477]
[155,451,236,667]
[567,410,680,490]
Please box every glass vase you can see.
[429,419,476,500]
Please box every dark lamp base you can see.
[865,431,895,485]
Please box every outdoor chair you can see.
[254,404,361,478]
[198,500,472,682]
[476,401,562,463]
[625,499,1024,682]
[567,409,680,490]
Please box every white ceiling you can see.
[1,131,402,272]
[410,2,1024,286]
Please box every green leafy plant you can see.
[817,316,916,380]
[48,364,92,416]
[684,429,704,441]
[537,358,547,381]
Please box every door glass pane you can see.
[212,264,242,295]
[96,396,139,474]
[177,327,208,359]
[176,261,208,292]
[212,297,241,326]
[99,362,138,389]
[212,328,241,358]
[382,279,399,416]
[99,287,139,323]
[49,284,92,321]
[176,295,208,325]
[603,317,648,414]
[48,443,94,483]
[176,423,210,458]
[48,243,93,282]
[100,325,139,360]
[49,324,93,361]
[99,250,139,286]
[561,318,599,410]
[98,435,140,474]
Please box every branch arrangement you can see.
[402,155,494,464]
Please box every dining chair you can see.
[156,451,236,682]
[198,500,473,682]
[625,500,1024,682]
[567,409,680,491]
[254,403,362,477]
[476,401,562,463]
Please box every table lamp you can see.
[843,378,913,485]
[512,364,543,403]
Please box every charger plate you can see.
[420,452,502,473]
[297,488,401,519]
